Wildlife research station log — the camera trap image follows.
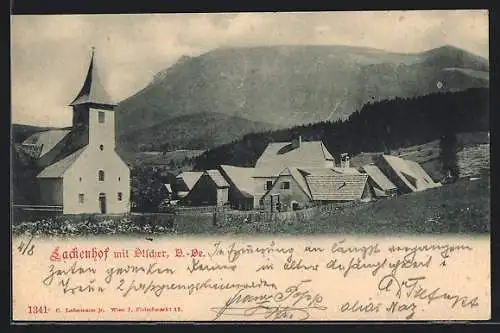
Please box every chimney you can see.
[291,135,302,149]
[340,153,350,168]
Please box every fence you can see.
[12,205,63,224]
[176,205,229,215]
[173,201,362,228]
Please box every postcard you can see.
[10,10,490,322]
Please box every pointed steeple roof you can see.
[69,47,116,107]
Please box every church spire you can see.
[69,47,116,108]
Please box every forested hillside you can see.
[194,88,489,170]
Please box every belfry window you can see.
[98,111,105,124]
[98,170,105,181]
[99,144,104,151]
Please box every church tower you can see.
[69,48,117,151]
[37,47,130,214]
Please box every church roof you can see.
[69,49,116,107]
[22,129,71,158]
[37,146,86,178]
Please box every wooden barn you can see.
[185,170,229,207]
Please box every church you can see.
[22,48,131,214]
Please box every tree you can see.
[439,132,460,183]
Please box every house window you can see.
[99,144,104,151]
[117,192,123,201]
[265,180,273,190]
[78,193,84,204]
[98,111,105,123]
[281,181,290,190]
[98,170,105,181]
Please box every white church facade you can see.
[30,49,131,214]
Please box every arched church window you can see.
[98,170,105,181]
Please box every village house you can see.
[174,171,203,198]
[181,136,439,211]
[260,167,371,212]
[26,48,131,214]
[185,170,229,207]
[252,137,336,208]
[374,155,441,194]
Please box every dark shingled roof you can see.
[69,49,116,107]
[305,174,369,201]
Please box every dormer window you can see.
[98,170,105,181]
[98,111,105,124]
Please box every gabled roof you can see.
[405,160,441,189]
[204,169,230,188]
[176,171,203,190]
[254,141,334,177]
[37,146,86,178]
[362,164,397,192]
[380,155,440,192]
[305,174,369,201]
[69,49,116,107]
[279,167,312,199]
[22,129,71,158]
[219,165,255,198]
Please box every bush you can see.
[12,214,176,237]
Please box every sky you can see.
[11,10,489,127]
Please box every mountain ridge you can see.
[115,44,488,149]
